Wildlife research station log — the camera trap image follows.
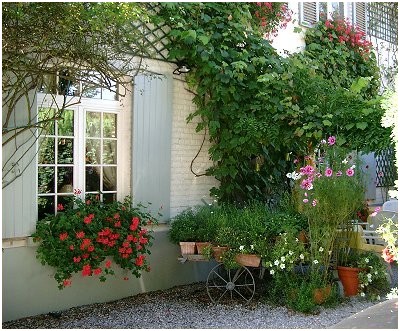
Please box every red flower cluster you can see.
[252,2,292,39]
[323,18,372,55]
[97,227,120,247]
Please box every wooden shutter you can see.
[355,2,366,33]
[300,2,318,27]
[132,75,172,222]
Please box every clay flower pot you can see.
[195,242,211,255]
[337,266,362,296]
[235,253,261,267]
[179,242,196,255]
[211,246,229,262]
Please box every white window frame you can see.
[36,94,119,218]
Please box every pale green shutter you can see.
[132,75,172,221]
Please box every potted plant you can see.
[337,249,390,299]
[168,208,198,255]
[32,194,157,289]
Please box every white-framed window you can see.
[299,2,366,32]
[37,100,118,220]
[39,69,119,101]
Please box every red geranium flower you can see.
[94,268,102,275]
[57,203,64,211]
[76,231,85,239]
[82,264,92,276]
[105,260,112,268]
[63,279,72,287]
[59,232,68,241]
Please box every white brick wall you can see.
[170,77,219,218]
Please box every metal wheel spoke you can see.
[232,267,246,282]
[233,288,251,301]
[211,269,228,284]
[216,289,228,303]
[234,283,255,288]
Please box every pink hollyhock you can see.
[327,136,336,145]
[59,232,68,241]
[325,168,333,177]
[346,168,355,177]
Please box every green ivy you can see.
[153,3,392,204]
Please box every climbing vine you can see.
[154,3,391,204]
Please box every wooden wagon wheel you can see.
[206,263,255,304]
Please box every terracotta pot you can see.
[337,266,362,296]
[211,246,229,262]
[313,285,332,304]
[298,230,308,243]
[235,253,261,267]
[179,242,196,255]
[195,242,211,255]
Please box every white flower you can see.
[319,247,324,252]
[342,159,348,164]
[270,269,275,275]
[288,250,293,256]
[239,245,245,251]
[274,260,279,266]
[360,284,365,288]
[269,263,273,268]
[295,238,299,242]
[281,256,286,262]
[374,271,378,275]
[313,260,319,264]
[280,264,285,269]
[286,172,292,179]
[250,245,254,250]
[328,250,332,255]
[300,254,304,260]
[377,295,381,300]
[351,165,356,169]
[360,292,365,297]
[365,258,369,263]
[367,273,372,279]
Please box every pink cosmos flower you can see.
[325,168,333,177]
[327,136,336,145]
[300,165,315,176]
[300,178,313,190]
[303,199,309,203]
[346,168,355,177]
[312,199,318,207]
[336,171,343,177]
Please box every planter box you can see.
[235,254,261,267]
[179,242,196,255]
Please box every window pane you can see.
[38,108,55,135]
[82,85,102,99]
[103,113,117,138]
[38,137,55,164]
[103,166,116,191]
[86,112,101,137]
[38,196,55,219]
[86,166,100,192]
[58,138,74,164]
[58,167,73,193]
[38,166,55,194]
[102,87,117,101]
[103,140,116,164]
[86,139,100,164]
[103,193,117,204]
[58,109,74,136]
[58,69,79,96]
[58,195,74,210]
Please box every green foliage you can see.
[168,208,199,244]
[32,195,158,289]
[155,3,391,204]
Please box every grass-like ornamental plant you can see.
[32,194,158,289]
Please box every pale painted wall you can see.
[2,59,219,322]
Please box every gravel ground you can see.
[2,282,384,329]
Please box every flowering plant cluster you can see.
[33,194,158,289]
[264,231,309,276]
[287,136,365,284]
[376,217,398,263]
[350,251,390,300]
[322,18,373,55]
[250,2,292,39]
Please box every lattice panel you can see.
[375,147,397,187]
[367,3,398,44]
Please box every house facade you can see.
[2,2,397,321]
